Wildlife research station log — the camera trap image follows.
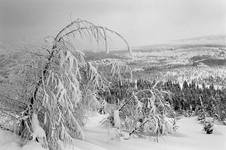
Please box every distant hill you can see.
[174,35,226,46]
[133,35,226,51]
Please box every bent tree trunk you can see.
[18,47,56,140]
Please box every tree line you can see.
[98,79,226,121]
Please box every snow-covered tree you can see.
[0,19,131,150]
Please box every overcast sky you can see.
[0,0,226,47]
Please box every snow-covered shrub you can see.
[130,87,176,139]
[203,120,214,134]
[99,79,176,140]
[223,120,226,126]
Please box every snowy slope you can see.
[82,114,226,150]
[0,114,226,150]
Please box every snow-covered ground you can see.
[82,114,226,150]
[0,130,46,150]
[0,114,226,150]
